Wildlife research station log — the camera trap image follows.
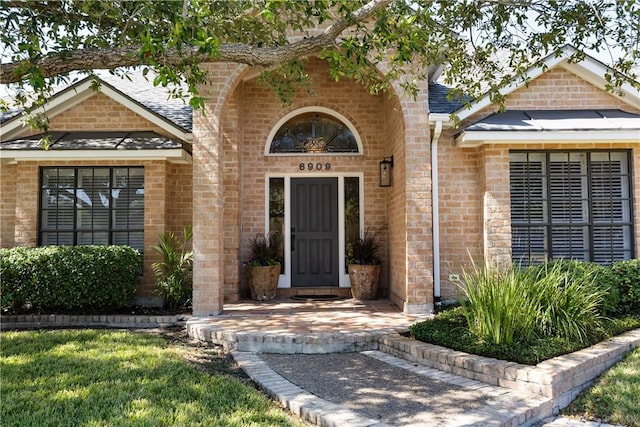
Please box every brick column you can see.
[402,91,433,314]
[388,76,433,314]
[478,145,512,265]
[192,63,246,316]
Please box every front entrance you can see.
[291,178,339,286]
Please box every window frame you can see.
[38,166,145,252]
[509,149,635,265]
[264,106,364,157]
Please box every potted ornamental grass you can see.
[347,230,382,300]
[246,232,281,301]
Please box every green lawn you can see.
[1,329,306,427]
[563,347,640,427]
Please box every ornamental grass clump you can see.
[531,260,606,344]
[457,259,607,346]
[458,259,539,345]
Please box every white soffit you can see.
[456,131,640,147]
[0,149,192,164]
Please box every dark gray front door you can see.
[291,178,339,286]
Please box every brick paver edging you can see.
[379,329,640,414]
[0,314,190,330]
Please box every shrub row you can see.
[1,246,141,314]
[539,259,640,316]
[600,259,640,316]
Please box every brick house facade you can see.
[1,47,638,315]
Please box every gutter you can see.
[429,113,452,307]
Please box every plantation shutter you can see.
[77,168,110,245]
[548,153,588,261]
[112,168,145,252]
[41,168,75,245]
[590,153,632,263]
[510,153,547,265]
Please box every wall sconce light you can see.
[379,155,394,187]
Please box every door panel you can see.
[291,178,338,286]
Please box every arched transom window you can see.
[269,112,360,154]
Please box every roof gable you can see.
[1,74,192,142]
[452,46,640,123]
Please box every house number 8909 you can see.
[299,163,331,171]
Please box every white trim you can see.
[263,106,364,157]
[454,46,640,122]
[265,172,364,288]
[455,131,640,147]
[1,78,192,142]
[0,149,192,164]
[428,113,454,127]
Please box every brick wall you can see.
[4,159,173,296]
[504,68,636,110]
[48,93,171,134]
[437,141,482,300]
[0,162,17,247]
[392,78,433,313]
[385,93,408,308]
[13,163,39,247]
[167,163,193,235]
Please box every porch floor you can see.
[186,298,433,353]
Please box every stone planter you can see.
[247,265,280,301]
[348,264,380,300]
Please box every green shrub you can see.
[1,246,140,314]
[151,226,193,310]
[599,259,640,316]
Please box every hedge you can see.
[0,245,141,314]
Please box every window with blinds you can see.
[509,151,633,265]
[40,167,144,253]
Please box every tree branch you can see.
[0,0,393,84]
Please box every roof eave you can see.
[455,130,640,147]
